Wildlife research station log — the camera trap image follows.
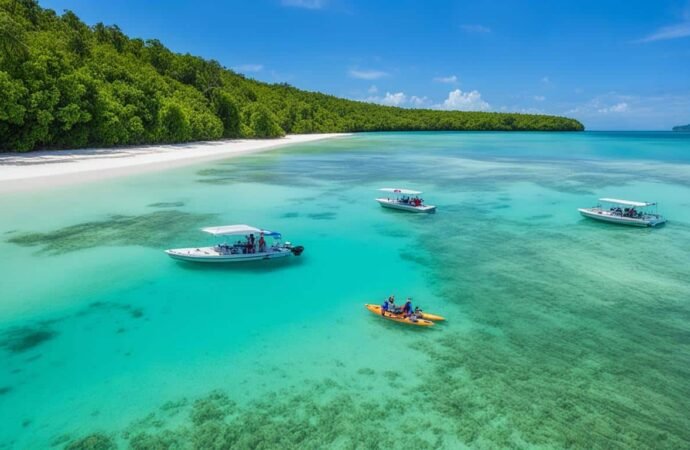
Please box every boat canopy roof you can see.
[599,198,655,207]
[379,188,422,195]
[201,224,281,238]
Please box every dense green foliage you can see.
[0,1,584,152]
[672,124,690,131]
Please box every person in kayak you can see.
[381,299,389,316]
[386,295,396,313]
[401,298,413,317]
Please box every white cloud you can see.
[281,0,326,9]
[349,69,389,80]
[441,89,490,111]
[433,75,458,83]
[637,22,690,42]
[364,92,431,108]
[410,95,431,107]
[460,24,491,34]
[367,85,378,94]
[598,102,629,113]
[533,95,546,101]
[233,64,263,73]
[380,92,407,106]
[541,76,550,84]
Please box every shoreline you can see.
[0,134,349,194]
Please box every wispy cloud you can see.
[567,95,631,115]
[433,75,458,84]
[637,22,690,42]
[440,89,490,111]
[281,0,326,9]
[597,102,629,113]
[233,64,263,73]
[367,85,378,94]
[533,95,546,101]
[460,24,491,34]
[541,76,550,84]
[637,4,690,42]
[564,92,690,129]
[349,69,389,80]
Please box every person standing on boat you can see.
[249,233,256,253]
[258,233,266,253]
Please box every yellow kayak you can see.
[365,304,434,327]
[365,304,445,322]
[418,311,445,322]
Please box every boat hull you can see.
[578,208,666,227]
[165,247,294,262]
[375,198,436,213]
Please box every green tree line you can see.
[0,0,584,152]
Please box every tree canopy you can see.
[0,0,584,152]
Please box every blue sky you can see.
[41,0,690,130]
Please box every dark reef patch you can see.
[411,209,690,448]
[281,212,300,219]
[64,432,115,450]
[147,201,185,208]
[0,386,12,396]
[64,379,441,450]
[307,212,337,221]
[81,301,146,322]
[6,210,216,255]
[0,326,57,354]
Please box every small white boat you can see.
[578,198,666,227]
[165,224,304,263]
[375,188,436,213]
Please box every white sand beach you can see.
[0,134,348,193]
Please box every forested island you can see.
[672,124,690,131]
[0,1,584,152]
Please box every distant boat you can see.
[375,188,436,213]
[165,224,304,262]
[578,198,666,227]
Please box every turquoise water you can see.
[1,131,689,449]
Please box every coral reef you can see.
[7,211,215,255]
[0,326,56,354]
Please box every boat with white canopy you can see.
[578,198,666,227]
[165,224,304,262]
[375,188,436,213]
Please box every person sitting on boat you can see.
[381,300,389,316]
[386,295,396,312]
[258,233,266,253]
[401,298,413,317]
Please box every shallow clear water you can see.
[1,131,689,449]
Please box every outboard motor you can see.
[290,245,305,256]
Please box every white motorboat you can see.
[578,198,666,227]
[375,188,436,213]
[165,224,304,262]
